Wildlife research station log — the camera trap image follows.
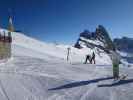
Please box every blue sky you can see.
[0,0,133,44]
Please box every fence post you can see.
[67,47,71,61]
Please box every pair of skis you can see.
[113,74,128,83]
[98,74,128,87]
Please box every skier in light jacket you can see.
[109,50,121,80]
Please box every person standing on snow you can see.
[84,54,91,64]
[109,50,121,80]
[91,51,96,64]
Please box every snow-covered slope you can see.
[12,31,68,59]
[17,32,111,64]
[0,29,133,100]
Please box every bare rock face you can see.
[75,25,115,53]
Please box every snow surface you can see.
[0,29,133,100]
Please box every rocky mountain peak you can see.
[75,25,115,53]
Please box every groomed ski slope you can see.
[0,30,133,100]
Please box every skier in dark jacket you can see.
[91,52,96,64]
[84,54,91,64]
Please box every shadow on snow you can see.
[98,79,133,87]
[48,76,113,91]
[48,77,133,91]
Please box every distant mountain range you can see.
[114,37,133,53]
